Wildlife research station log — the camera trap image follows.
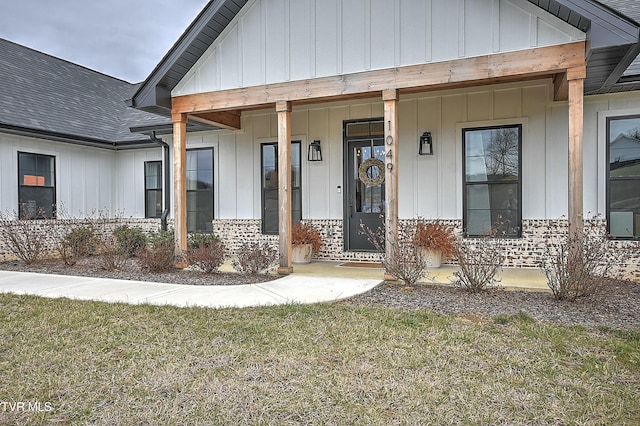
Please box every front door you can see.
[344,119,385,251]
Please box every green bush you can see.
[188,233,219,249]
[59,225,98,266]
[136,230,175,273]
[113,225,147,256]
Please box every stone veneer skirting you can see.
[212,218,640,280]
[0,218,162,262]
[2,217,637,281]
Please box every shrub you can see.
[231,242,277,274]
[452,235,505,293]
[412,219,456,259]
[540,220,636,301]
[58,225,98,266]
[0,210,47,264]
[113,225,147,257]
[291,222,322,253]
[187,238,226,273]
[361,222,429,285]
[136,231,175,273]
[188,233,219,249]
[98,235,130,271]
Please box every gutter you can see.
[146,131,171,232]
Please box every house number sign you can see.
[386,135,394,170]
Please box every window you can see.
[261,142,301,234]
[145,161,163,219]
[18,152,56,219]
[607,115,640,238]
[186,148,214,232]
[463,125,521,237]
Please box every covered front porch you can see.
[169,42,588,275]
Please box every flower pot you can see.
[292,244,313,264]
[419,247,442,268]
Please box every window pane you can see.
[346,122,370,137]
[19,187,54,219]
[465,127,519,182]
[609,116,640,178]
[146,190,162,218]
[370,121,384,136]
[610,179,640,211]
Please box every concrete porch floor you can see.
[279,260,550,292]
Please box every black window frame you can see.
[606,114,640,240]
[462,124,522,238]
[260,141,302,235]
[186,147,215,233]
[144,160,163,219]
[17,151,56,220]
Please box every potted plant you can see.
[291,222,322,264]
[412,219,456,268]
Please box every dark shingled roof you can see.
[0,38,170,149]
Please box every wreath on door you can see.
[358,158,385,187]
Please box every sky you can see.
[0,0,210,83]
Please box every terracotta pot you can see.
[292,244,313,264]
[419,247,442,268]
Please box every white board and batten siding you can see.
[172,0,585,97]
[0,132,161,219]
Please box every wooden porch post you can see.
[567,66,586,236]
[276,101,293,275]
[172,112,188,267]
[383,90,399,279]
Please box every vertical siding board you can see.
[467,92,493,122]
[218,134,238,219]
[494,88,521,119]
[370,0,395,70]
[265,0,287,83]
[342,0,366,74]
[522,86,547,218]
[329,106,349,219]
[314,0,339,77]
[431,0,460,62]
[464,0,493,58]
[499,0,533,52]
[240,1,263,87]
[219,26,241,88]
[290,0,312,81]
[442,95,465,218]
[308,108,330,218]
[399,0,427,65]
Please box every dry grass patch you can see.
[0,295,638,424]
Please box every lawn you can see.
[1,294,639,425]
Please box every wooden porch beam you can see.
[171,112,188,267]
[383,89,399,281]
[554,72,569,101]
[173,42,586,114]
[189,110,241,130]
[276,101,293,275]
[568,65,586,237]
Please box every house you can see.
[2,0,640,277]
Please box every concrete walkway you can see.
[0,261,549,309]
[0,269,381,309]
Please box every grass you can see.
[0,295,639,425]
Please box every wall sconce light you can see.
[419,131,433,155]
[308,140,322,161]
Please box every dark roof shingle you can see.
[0,38,169,148]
